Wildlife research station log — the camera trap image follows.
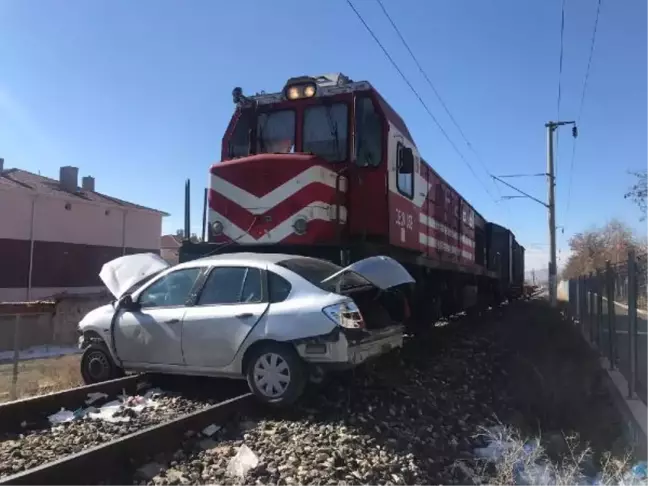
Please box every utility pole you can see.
[545,121,577,307]
[492,121,577,308]
[547,123,557,307]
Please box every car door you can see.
[181,265,269,369]
[114,266,203,366]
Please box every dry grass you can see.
[454,298,644,485]
[457,424,637,485]
[0,354,82,403]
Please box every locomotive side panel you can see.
[386,122,423,251]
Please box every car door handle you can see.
[236,313,254,319]
[164,319,180,324]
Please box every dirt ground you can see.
[0,354,82,403]
[489,298,626,455]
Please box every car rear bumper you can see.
[294,325,403,369]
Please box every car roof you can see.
[176,252,320,269]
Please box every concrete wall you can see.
[0,293,111,353]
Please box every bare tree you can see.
[624,170,647,221]
[562,219,641,279]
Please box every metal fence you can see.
[565,250,648,405]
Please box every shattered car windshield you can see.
[278,257,369,292]
[257,110,295,154]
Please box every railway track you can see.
[0,374,251,485]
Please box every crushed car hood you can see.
[321,255,415,290]
[99,253,170,299]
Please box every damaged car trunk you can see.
[277,255,413,340]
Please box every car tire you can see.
[245,343,307,406]
[80,343,123,385]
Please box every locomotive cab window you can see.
[257,110,295,154]
[355,96,383,167]
[303,103,348,162]
[396,142,414,198]
[228,108,253,158]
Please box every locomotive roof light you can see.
[283,76,318,100]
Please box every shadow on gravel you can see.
[240,299,629,484]
[129,299,630,485]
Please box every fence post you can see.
[578,275,587,337]
[10,314,21,401]
[627,250,637,399]
[588,272,594,343]
[606,260,616,370]
[597,269,603,349]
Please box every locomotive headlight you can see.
[287,86,301,100]
[303,84,316,98]
[293,217,308,235]
[211,221,224,235]
[283,80,317,100]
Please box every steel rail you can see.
[0,374,147,433]
[0,392,253,485]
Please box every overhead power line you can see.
[565,0,603,226]
[373,0,508,211]
[345,0,497,203]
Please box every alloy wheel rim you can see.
[253,352,291,398]
[87,351,110,380]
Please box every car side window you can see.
[138,268,202,309]
[198,267,263,305]
[268,272,292,303]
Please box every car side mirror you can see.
[399,147,414,174]
[118,294,139,311]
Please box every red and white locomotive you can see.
[181,73,525,328]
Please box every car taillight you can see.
[322,301,365,329]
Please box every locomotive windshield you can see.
[257,110,295,154]
[303,103,348,162]
[226,102,350,162]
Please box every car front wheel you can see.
[245,343,306,406]
[80,343,122,384]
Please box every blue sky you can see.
[1,0,645,271]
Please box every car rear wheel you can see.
[245,343,306,406]
[80,343,122,384]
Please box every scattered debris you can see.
[85,392,108,405]
[136,462,165,480]
[47,408,76,425]
[0,386,211,479]
[226,444,259,478]
[202,424,222,437]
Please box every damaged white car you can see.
[77,252,414,405]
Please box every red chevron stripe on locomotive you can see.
[208,154,347,245]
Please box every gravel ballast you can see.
[129,300,629,485]
[0,389,215,478]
